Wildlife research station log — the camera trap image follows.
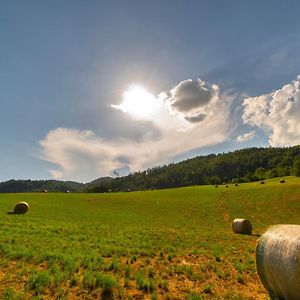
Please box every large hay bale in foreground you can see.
[232,218,252,235]
[14,202,29,214]
[256,225,300,300]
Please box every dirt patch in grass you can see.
[0,252,268,299]
[217,192,231,222]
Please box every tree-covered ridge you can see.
[1,146,300,193]
[0,179,84,193]
[87,146,300,192]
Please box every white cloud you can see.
[236,130,256,143]
[39,79,233,181]
[39,128,124,182]
[243,75,300,147]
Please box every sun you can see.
[112,85,160,119]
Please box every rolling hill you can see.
[0,177,299,298]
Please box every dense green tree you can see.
[255,167,267,180]
[293,158,300,176]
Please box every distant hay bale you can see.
[280,179,285,183]
[66,190,70,193]
[43,189,48,193]
[127,189,131,192]
[260,181,265,184]
[214,184,218,188]
[225,185,229,188]
[232,218,252,235]
[234,183,239,186]
[256,225,300,300]
[14,202,29,214]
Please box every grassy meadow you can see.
[0,177,300,299]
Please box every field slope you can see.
[0,177,299,299]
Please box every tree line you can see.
[1,146,300,193]
[87,146,300,192]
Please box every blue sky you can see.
[1,1,300,182]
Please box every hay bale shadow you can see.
[7,211,28,215]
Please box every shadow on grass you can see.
[101,291,114,300]
[253,233,261,237]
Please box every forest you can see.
[88,146,300,192]
[1,146,300,193]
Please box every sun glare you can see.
[114,85,160,119]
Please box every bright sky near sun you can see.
[1,0,300,182]
[111,86,162,120]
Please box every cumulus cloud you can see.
[243,75,300,146]
[39,128,125,182]
[39,79,233,181]
[161,79,220,124]
[236,130,256,143]
[168,79,215,112]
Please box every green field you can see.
[0,177,300,299]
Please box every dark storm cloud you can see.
[170,79,213,112]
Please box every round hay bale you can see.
[280,179,285,183]
[260,181,265,184]
[66,190,70,193]
[225,185,229,188]
[232,218,252,235]
[14,202,29,214]
[214,184,218,188]
[234,183,239,186]
[256,225,300,300]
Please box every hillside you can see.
[87,146,300,192]
[0,177,299,298]
[0,177,113,193]
[0,179,84,193]
[1,146,300,193]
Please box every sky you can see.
[1,0,300,182]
